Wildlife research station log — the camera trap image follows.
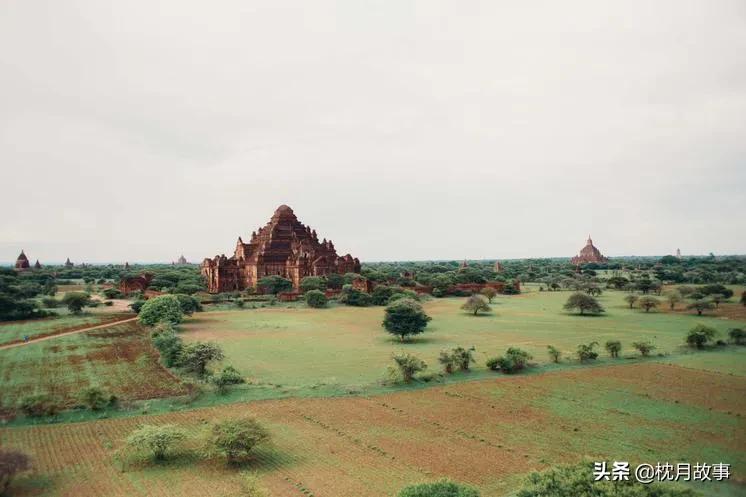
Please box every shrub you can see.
[304,289,327,308]
[687,299,714,316]
[299,276,326,293]
[20,394,59,418]
[80,386,110,411]
[339,287,371,307]
[461,294,490,315]
[0,449,31,496]
[487,347,532,373]
[390,353,427,383]
[686,324,717,349]
[576,342,599,362]
[382,298,431,341]
[637,296,660,312]
[102,288,123,299]
[41,297,59,308]
[632,341,656,356]
[258,276,292,295]
[212,366,245,394]
[138,295,184,326]
[604,340,622,358]
[179,342,224,377]
[151,324,184,367]
[130,299,147,314]
[563,293,604,315]
[624,294,638,309]
[371,285,399,305]
[438,350,456,374]
[451,347,475,371]
[728,328,745,345]
[62,292,91,315]
[209,417,270,464]
[175,294,202,315]
[126,424,187,461]
[547,345,561,363]
[388,290,418,304]
[398,479,480,497]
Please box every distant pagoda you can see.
[177,254,188,265]
[64,258,74,268]
[34,259,42,269]
[14,250,30,270]
[570,235,609,265]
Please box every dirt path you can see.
[0,316,139,351]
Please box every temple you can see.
[571,235,609,265]
[201,205,361,293]
[14,250,30,270]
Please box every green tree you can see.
[728,328,745,345]
[390,353,427,383]
[451,346,475,371]
[102,288,122,299]
[20,394,59,418]
[547,345,561,363]
[62,292,91,315]
[438,350,456,374]
[461,294,491,315]
[258,276,292,295]
[211,366,245,394]
[179,342,224,377]
[605,340,622,358]
[686,324,717,349]
[151,324,184,367]
[382,298,431,342]
[326,273,344,290]
[80,386,110,411]
[138,295,184,326]
[299,276,326,293]
[486,347,532,373]
[304,289,327,308]
[687,299,714,316]
[0,449,31,496]
[576,342,599,362]
[398,479,479,497]
[563,293,604,315]
[339,286,371,306]
[632,340,656,356]
[710,293,726,308]
[126,424,186,461]
[480,287,497,303]
[209,417,270,464]
[175,294,202,315]
[664,290,682,310]
[624,294,638,309]
[637,296,660,313]
[370,285,399,305]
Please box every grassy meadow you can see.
[179,287,746,388]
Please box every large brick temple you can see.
[201,205,361,293]
[570,235,609,265]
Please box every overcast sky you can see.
[1,1,745,264]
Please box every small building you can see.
[34,259,42,269]
[570,236,609,265]
[14,250,30,270]
[177,254,188,265]
[64,258,74,268]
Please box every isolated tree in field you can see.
[299,276,326,293]
[563,293,604,316]
[461,294,491,315]
[605,340,622,358]
[126,424,186,461]
[451,346,475,371]
[576,342,599,362]
[138,295,184,326]
[390,353,427,383]
[728,328,745,345]
[304,289,327,308]
[516,462,698,497]
[62,292,91,315]
[637,296,660,313]
[480,287,497,303]
[209,417,269,464]
[664,290,682,310]
[687,299,714,316]
[382,298,431,341]
[211,366,245,394]
[623,294,638,309]
[257,275,292,295]
[398,479,480,497]
[0,449,30,496]
[438,350,456,373]
[686,324,717,349]
[486,347,532,374]
[179,342,224,377]
[632,341,655,357]
[547,345,561,363]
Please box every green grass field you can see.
[179,288,746,388]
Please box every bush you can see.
[299,276,326,293]
[151,323,184,367]
[130,299,147,314]
[126,424,187,461]
[175,294,202,315]
[102,288,123,299]
[80,386,111,411]
[728,328,745,345]
[388,290,418,304]
[604,340,622,358]
[632,341,656,356]
[461,294,490,315]
[398,479,480,497]
[547,345,561,363]
[138,295,184,326]
[576,342,599,362]
[382,298,431,341]
[209,417,270,464]
[20,394,59,418]
[686,324,717,349]
[304,289,327,308]
[179,342,224,377]
[439,347,475,372]
[371,285,399,305]
[389,353,427,383]
[212,366,245,394]
[563,293,604,315]
[62,292,92,315]
[339,287,371,307]
[687,299,714,316]
[258,276,292,295]
[487,347,532,373]
[637,296,660,312]
[0,449,31,496]
[41,297,59,308]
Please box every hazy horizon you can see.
[2,1,745,263]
